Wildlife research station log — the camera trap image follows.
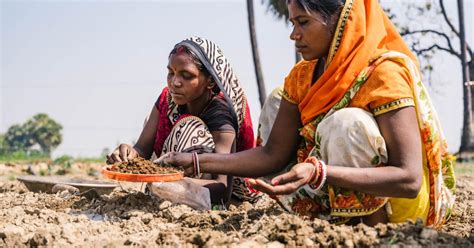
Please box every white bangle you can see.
[195,153,200,176]
[314,160,327,191]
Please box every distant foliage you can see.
[53,155,73,175]
[263,0,289,22]
[24,114,63,155]
[382,0,472,85]
[263,0,472,82]
[1,113,63,157]
[4,124,35,152]
[0,134,8,155]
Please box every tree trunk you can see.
[246,0,266,107]
[463,60,474,152]
[457,0,474,157]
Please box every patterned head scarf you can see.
[172,37,254,152]
[174,36,247,131]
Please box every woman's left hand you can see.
[249,162,314,195]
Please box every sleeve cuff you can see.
[372,98,415,116]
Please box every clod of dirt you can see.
[78,188,101,200]
[52,184,80,194]
[420,228,439,240]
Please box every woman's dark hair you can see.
[288,0,346,22]
[168,45,219,93]
[169,45,210,77]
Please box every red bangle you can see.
[304,156,320,185]
[305,164,317,185]
[311,160,327,191]
[304,156,327,190]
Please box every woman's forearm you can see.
[199,146,292,178]
[198,99,302,178]
[327,165,422,198]
[133,145,151,159]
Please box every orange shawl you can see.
[297,0,418,125]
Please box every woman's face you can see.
[288,1,335,61]
[167,53,210,105]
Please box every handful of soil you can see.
[107,157,182,174]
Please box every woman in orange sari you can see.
[159,0,455,227]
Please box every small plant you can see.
[53,155,73,169]
[87,167,98,177]
[53,155,73,175]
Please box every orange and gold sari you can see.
[280,0,455,228]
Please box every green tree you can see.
[4,124,35,152]
[3,113,63,156]
[264,0,288,21]
[24,113,63,155]
[263,0,301,63]
[0,134,9,154]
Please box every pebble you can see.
[420,228,438,240]
[158,200,172,210]
[266,241,285,248]
[344,239,354,247]
[1,224,25,240]
[209,213,223,224]
[163,208,184,221]
[79,188,101,200]
[141,213,154,225]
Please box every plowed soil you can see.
[0,162,472,247]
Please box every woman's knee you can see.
[317,108,388,168]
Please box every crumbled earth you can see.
[0,162,472,247]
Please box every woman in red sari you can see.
[107,37,257,205]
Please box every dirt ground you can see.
[0,162,472,247]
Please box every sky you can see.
[1,0,473,158]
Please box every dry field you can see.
[0,162,472,247]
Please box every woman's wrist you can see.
[304,156,327,190]
[191,152,202,178]
[133,145,146,158]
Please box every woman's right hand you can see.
[248,162,314,195]
[106,144,139,164]
[154,152,194,176]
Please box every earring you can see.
[208,81,215,89]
